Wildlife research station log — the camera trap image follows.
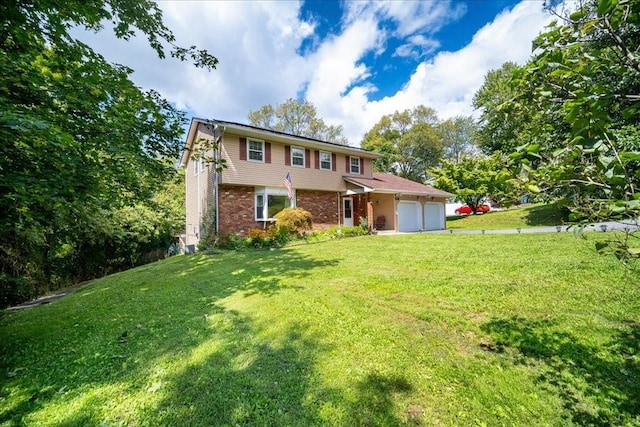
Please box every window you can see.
[350,156,361,174]
[256,194,265,220]
[291,146,305,167]
[320,151,332,171]
[193,156,204,175]
[248,139,264,162]
[255,187,293,220]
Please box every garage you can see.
[424,202,445,231]
[397,201,421,232]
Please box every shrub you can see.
[197,208,217,251]
[274,207,313,235]
[325,226,368,238]
[358,216,369,232]
[0,274,35,309]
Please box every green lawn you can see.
[1,233,638,426]
[447,203,568,230]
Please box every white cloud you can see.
[318,1,554,143]
[73,0,553,146]
[394,35,441,59]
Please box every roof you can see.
[181,117,379,166]
[344,173,455,198]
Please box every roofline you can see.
[181,117,379,163]
[344,176,455,197]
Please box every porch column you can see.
[366,195,374,232]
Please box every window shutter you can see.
[360,157,365,175]
[285,145,291,166]
[239,137,247,160]
[314,150,320,169]
[332,153,336,171]
[346,155,350,173]
[265,142,271,164]
[305,149,311,168]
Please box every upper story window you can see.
[320,151,332,171]
[193,156,204,175]
[350,156,361,174]
[291,146,305,167]
[248,139,264,162]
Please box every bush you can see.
[213,227,290,251]
[325,226,368,238]
[274,208,313,235]
[0,274,35,309]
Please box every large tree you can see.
[437,115,479,163]
[0,0,217,305]
[429,153,519,213]
[507,0,640,223]
[361,106,443,182]
[248,98,349,144]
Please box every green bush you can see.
[0,274,34,308]
[274,208,313,235]
[325,226,368,238]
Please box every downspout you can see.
[214,124,225,236]
[337,192,341,227]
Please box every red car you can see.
[455,204,491,215]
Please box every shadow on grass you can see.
[481,317,640,426]
[1,248,417,425]
[0,249,342,425]
[524,203,568,226]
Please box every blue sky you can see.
[76,0,553,145]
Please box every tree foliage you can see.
[506,0,640,223]
[361,106,443,182]
[437,116,480,163]
[248,98,349,144]
[0,0,217,306]
[429,154,519,213]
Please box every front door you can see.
[343,197,353,227]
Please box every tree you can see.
[437,116,479,163]
[248,98,349,144]
[473,62,539,155]
[429,154,519,213]
[508,0,640,224]
[0,0,218,306]
[361,106,443,182]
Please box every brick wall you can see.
[218,185,257,235]
[295,190,338,229]
[219,186,341,234]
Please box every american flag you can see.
[284,172,293,200]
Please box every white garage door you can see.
[397,201,421,232]
[424,202,445,231]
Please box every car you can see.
[455,204,491,215]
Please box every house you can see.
[180,118,454,248]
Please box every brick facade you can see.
[218,185,341,235]
[296,190,339,229]
[218,185,257,235]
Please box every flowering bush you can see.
[274,207,313,235]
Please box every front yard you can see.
[1,233,638,425]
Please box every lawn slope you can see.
[447,203,567,230]
[1,233,638,426]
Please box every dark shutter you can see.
[305,149,310,168]
[239,137,247,160]
[285,145,291,166]
[346,155,350,173]
[332,153,336,171]
[360,157,365,175]
[265,142,271,164]
[315,150,320,169]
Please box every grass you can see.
[1,232,639,426]
[447,203,568,230]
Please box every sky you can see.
[75,0,555,146]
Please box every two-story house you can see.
[181,118,453,248]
